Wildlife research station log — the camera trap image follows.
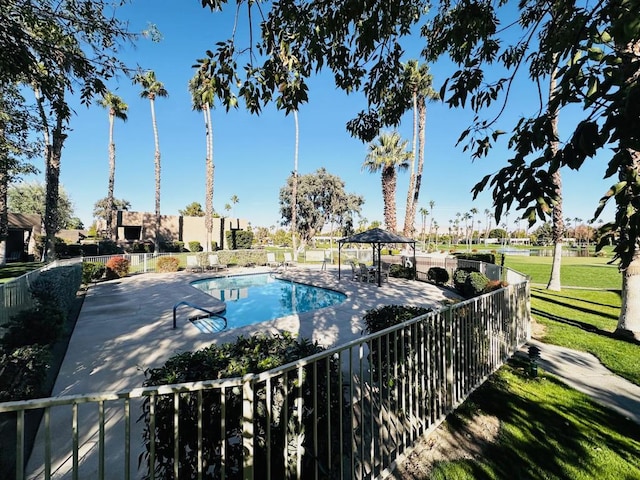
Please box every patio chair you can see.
[283,252,297,267]
[359,263,375,283]
[186,255,202,272]
[349,261,362,281]
[380,262,391,282]
[266,252,281,268]
[209,254,228,271]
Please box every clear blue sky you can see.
[21,0,615,234]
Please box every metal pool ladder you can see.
[173,301,227,329]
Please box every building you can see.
[6,213,41,261]
[106,211,249,251]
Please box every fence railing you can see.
[0,259,78,330]
[0,268,530,479]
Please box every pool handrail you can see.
[172,301,227,329]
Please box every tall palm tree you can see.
[401,61,439,237]
[484,208,492,244]
[419,207,428,249]
[98,92,128,240]
[362,131,411,233]
[133,70,168,252]
[469,207,478,246]
[292,110,299,261]
[189,69,215,252]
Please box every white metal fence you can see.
[0,265,530,480]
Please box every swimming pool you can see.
[191,273,347,330]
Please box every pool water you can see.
[191,273,346,329]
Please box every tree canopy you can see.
[279,168,363,246]
[9,182,76,231]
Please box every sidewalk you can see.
[520,339,640,425]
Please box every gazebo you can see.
[337,228,416,286]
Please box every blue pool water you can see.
[191,273,346,330]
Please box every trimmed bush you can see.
[453,266,479,292]
[31,264,82,315]
[454,252,497,264]
[188,241,202,252]
[82,261,105,284]
[156,256,180,273]
[140,332,341,479]
[105,256,130,279]
[225,229,253,249]
[464,271,490,297]
[427,266,449,285]
[389,264,415,279]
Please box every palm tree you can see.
[469,207,478,246]
[362,131,411,233]
[230,195,239,217]
[189,68,215,252]
[402,61,439,237]
[484,208,492,244]
[419,207,428,249]
[292,110,300,261]
[98,92,128,240]
[133,70,168,252]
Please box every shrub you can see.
[140,332,341,479]
[0,345,51,402]
[1,305,65,350]
[82,262,105,284]
[484,279,509,293]
[454,252,496,264]
[31,264,82,315]
[188,241,202,252]
[105,256,130,279]
[160,241,184,253]
[427,267,449,285]
[225,230,253,249]
[453,267,479,292]
[156,256,180,273]
[98,239,122,255]
[464,271,490,297]
[389,264,415,279]
[363,305,432,385]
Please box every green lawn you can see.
[425,252,640,478]
[504,254,621,289]
[429,359,640,479]
[0,262,44,283]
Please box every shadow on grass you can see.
[429,359,640,479]
[533,288,622,309]
[531,291,620,320]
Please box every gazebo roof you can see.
[338,227,415,245]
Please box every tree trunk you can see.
[402,91,418,237]
[0,119,7,266]
[44,113,65,262]
[204,104,214,252]
[150,97,161,253]
[409,97,427,239]
[292,110,299,261]
[546,61,563,291]
[107,133,115,240]
[382,166,397,232]
[617,246,640,340]
[0,152,7,267]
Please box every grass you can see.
[504,254,621,289]
[429,359,640,479]
[425,252,640,478]
[0,262,44,283]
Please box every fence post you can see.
[242,374,255,480]
[144,254,148,273]
[445,306,454,413]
